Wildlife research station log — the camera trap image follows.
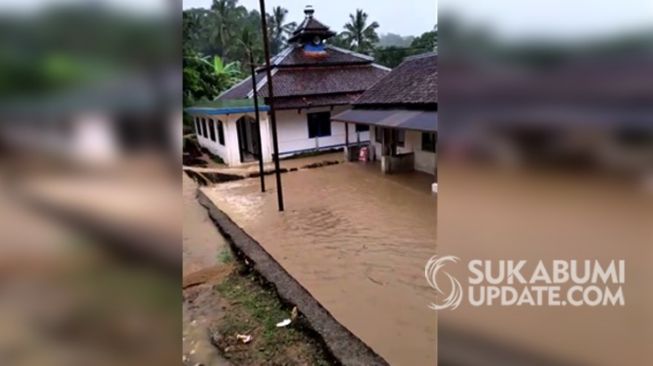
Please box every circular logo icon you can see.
[425,255,463,310]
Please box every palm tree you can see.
[210,0,247,59]
[341,9,380,54]
[268,6,296,54]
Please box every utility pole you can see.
[249,49,266,192]
[258,0,284,211]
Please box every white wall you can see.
[194,106,371,166]
[194,113,273,166]
[194,115,231,164]
[274,106,370,156]
[369,126,436,175]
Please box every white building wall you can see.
[274,106,370,156]
[194,113,273,166]
[194,106,370,166]
[194,115,231,164]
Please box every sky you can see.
[183,0,437,37]
[441,0,653,41]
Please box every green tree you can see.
[268,6,297,54]
[183,50,221,106]
[411,26,438,52]
[209,0,248,59]
[374,46,411,68]
[341,9,380,54]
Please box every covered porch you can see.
[332,109,438,192]
[185,99,273,167]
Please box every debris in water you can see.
[236,334,253,344]
[276,318,292,328]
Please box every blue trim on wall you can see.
[185,105,271,116]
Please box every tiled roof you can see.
[294,16,330,33]
[273,93,363,109]
[217,72,266,100]
[354,53,437,107]
[217,61,389,102]
[276,45,372,66]
[258,66,388,97]
[288,13,336,43]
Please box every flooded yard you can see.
[202,162,437,365]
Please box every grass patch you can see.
[214,271,334,365]
[210,155,225,165]
[217,247,234,264]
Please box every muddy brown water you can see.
[202,162,437,366]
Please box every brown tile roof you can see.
[276,46,373,67]
[217,63,389,102]
[273,93,362,109]
[295,16,330,32]
[217,72,266,100]
[259,66,388,97]
[354,53,437,108]
[288,14,336,43]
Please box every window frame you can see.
[208,119,216,141]
[395,129,405,148]
[422,132,436,153]
[355,124,369,132]
[217,120,225,145]
[307,111,332,138]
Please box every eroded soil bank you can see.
[183,174,335,365]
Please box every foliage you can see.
[340,9,380,55]
[183,0,438,104]
[374,46,413,68]
[183,50,219,107]
[411,26,438,52]
[268,6,297,55]
[374,26,438,68]
[377,33,415,48]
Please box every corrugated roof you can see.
[354,53,437,107]
[332,109,437,132]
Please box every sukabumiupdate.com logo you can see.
[426,256,626,310]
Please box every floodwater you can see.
[202,162,437,365]
[437,164,653,366]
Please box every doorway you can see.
[236,115,260,163]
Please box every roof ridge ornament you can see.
[304,5,314,18]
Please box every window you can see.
[355,124,369,132]
[375,126,383,143]
[201,118,207,137]
[422,132,436,152]
[307,112,332,138]
[208,119,216,141]
[395,129,405,147]
[195,118,201,135]
[217,120,225,145]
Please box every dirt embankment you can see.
[183,174,336,365]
